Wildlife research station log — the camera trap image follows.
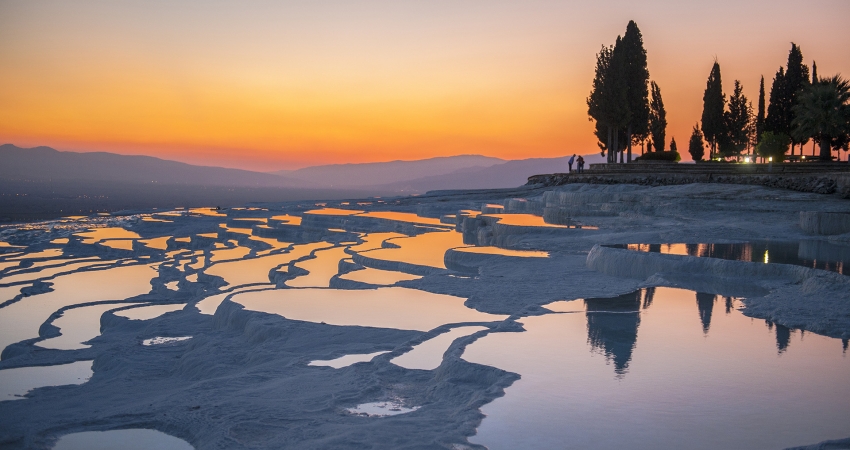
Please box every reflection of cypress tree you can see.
[775,324,791,353]
[724,296,734,314]
[585,290,642,376]
[642,287,656,309]
[843,339,848,354]
[695,292,716,334]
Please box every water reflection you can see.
[695,292,715,334]
[610,241,850,275]
[584,291,641,375]
[0,360,93,401]
[464,287,850,450]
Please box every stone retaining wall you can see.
[528,171,850,198]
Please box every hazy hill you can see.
[274,155,505,188]
[369,153,607,193]
[0,144,304,187]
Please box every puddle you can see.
[187,255,206,270]
[6,249,64,260]
[0,259,112,285]
[287,246,351,288]
[206,242,329,287]
[38,303,143,350]
[484,214,597,229]
[608,241,850,275]
[391,326,487,370]
[346,233,406,253]
[270,214,302,225]
[164,281,179,290]
[464,287,850,450]
[303,208,364,216]
[141,216,173,223]
[76,228,142,244]
[141,237,170,250]
[359,231,467,269]
[337,267,422,285]
[99,240,135,251]
[359,211,445,226]
[454,247,549,258]
[50,238,70,245]
[114,304,186,321]
[186,273,198,283]
[209,245,251,263]
[0,360,92,401]
[0,264,155,354]
[143,336,192,346]
[53,429,194,450]
[308,351,389,368]
[232,287,506,331]
[347,401,420,417]
[196,286,273,315]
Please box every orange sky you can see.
[1,1,848,171]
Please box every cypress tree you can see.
[689,124,705,161]
[725,80,751,157]
[649,81,666,152]
[812,61,818,84]
[765,66,786,135]
[670,137,678,152]
[756,76,766,143]
[701,62,725,159]
[784,43,810,153]
[620,20,650,162]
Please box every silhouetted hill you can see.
[274,155,505,188]
[0,144,304,187]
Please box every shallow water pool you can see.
[464,286,850,450]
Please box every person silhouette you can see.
[568,154,576,173]
[577,155,585,173]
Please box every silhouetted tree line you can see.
[691,43,850,162]
[588,24,849,163]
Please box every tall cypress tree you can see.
[620,21,650,162]
[701,62,725,159]
[649,81,666,152]
[765,66,786,135]
[812,61,818,84]
[784,43,810,153]
[725,80,751,157]
[756,76,766,143]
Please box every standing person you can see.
[577,155,585,173]
[568,154,576,173]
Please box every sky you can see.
[1,0,848,171]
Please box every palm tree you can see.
[792,75,850,161]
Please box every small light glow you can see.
[768,157,773,162]
[744,157,751,163]
[802,155,806,160]
[763,250,769,264]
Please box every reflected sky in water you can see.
[464,287,850,450]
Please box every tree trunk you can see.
[613,128,619,164]
[627,126,632,163]
[607,126,612,163]
[819,138,831,161]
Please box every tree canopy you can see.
[701,62,725,159]
[792,75,850,161]
[649,81,667,152]
[688,124,705,161]
[587,20,650,163]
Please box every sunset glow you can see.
[1,0,848,170]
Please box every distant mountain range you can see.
[2,144,602,193]
[0,144,601,220]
